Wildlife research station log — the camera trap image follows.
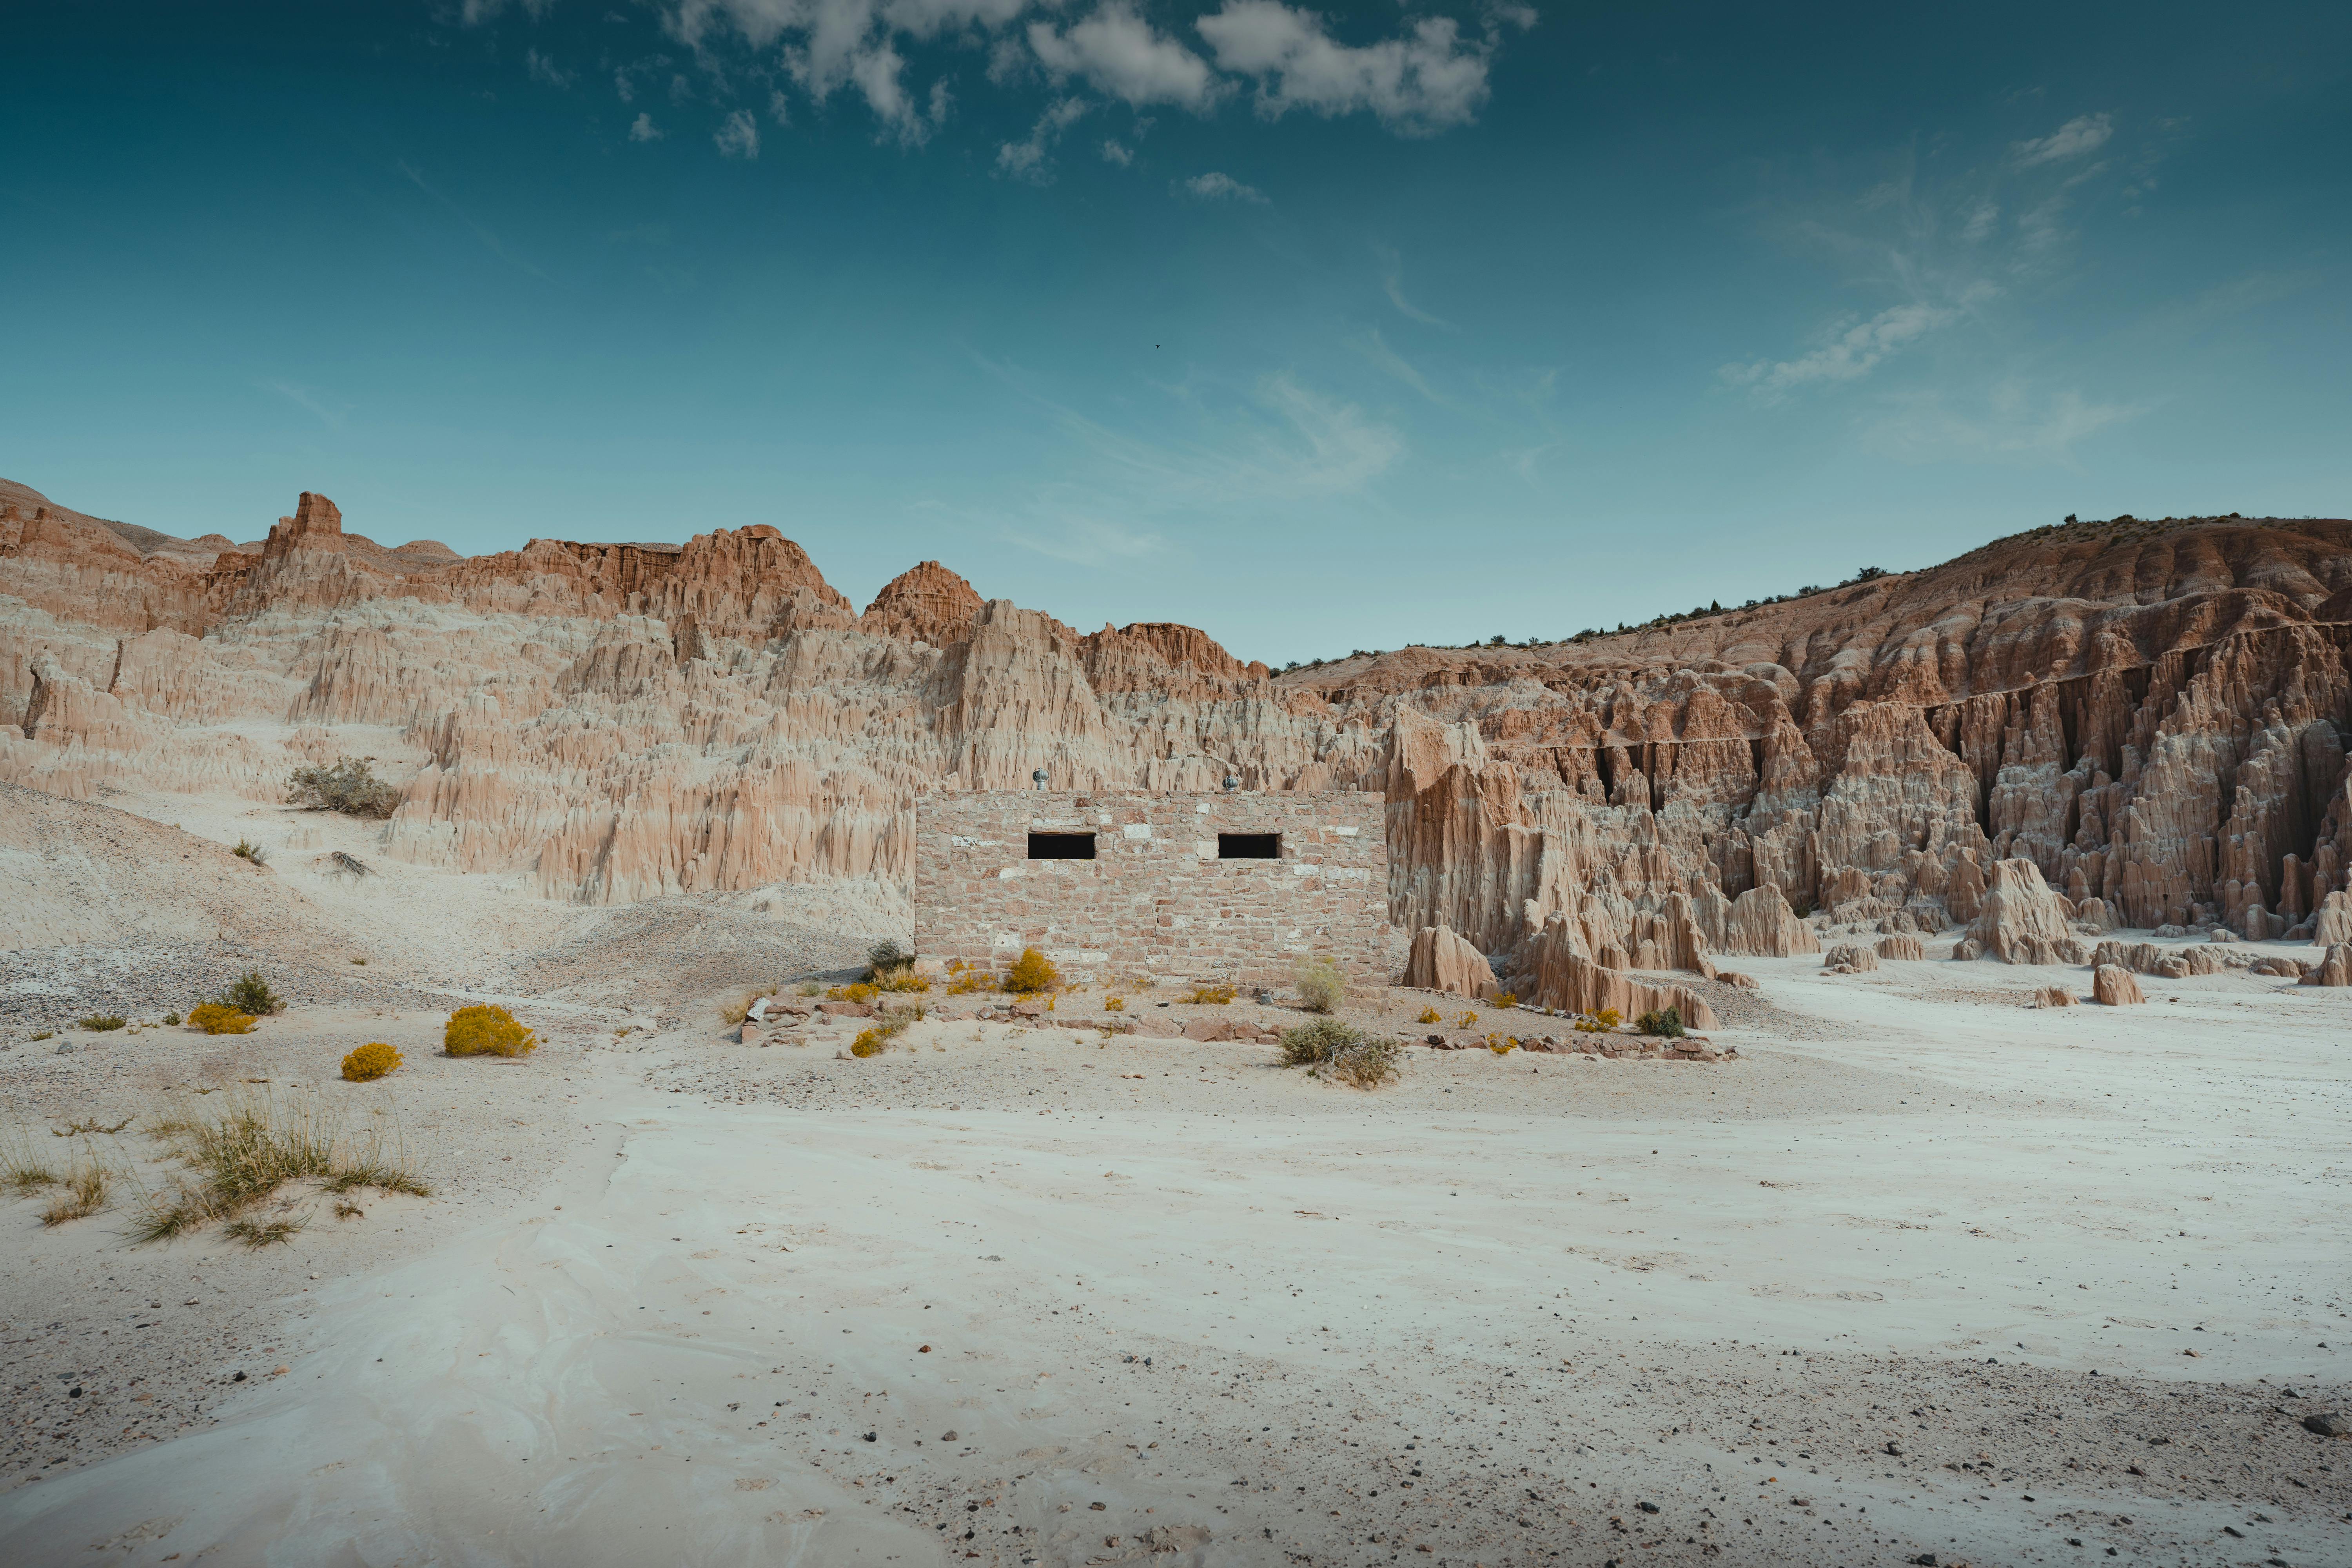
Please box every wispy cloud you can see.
[1355,327,1445,405]
[262,380,348,429]
[1863,382,2143,465]
[1178,170,1266,204]
[628,111,665,142]
[1099,138,1133,166]
[997,96,1087,181]
[2011,112,2113,168]
[525,47,573,88]
[1374,244,1452,327]
[999,514,1168,566]
[395,160,548,279]
[1720,301,1957,399]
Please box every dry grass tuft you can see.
[1293,956,1345,1014]
[444,1004,536,1058]
[223,1216,303,1248]
[40,1162,109,1226]
[78,1014,127,1032]
[130,1089,428,1244]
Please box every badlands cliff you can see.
[5,478,2350,995]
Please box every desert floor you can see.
[2,812,2348,1566]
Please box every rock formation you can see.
[6,479,2351,984]
[2302,944,2352,987]
[1875,933,1926,961]
[2092,964,2147,1005]
[1403,926,1496,998]
[1823,943,1879,974]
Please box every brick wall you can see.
[913,790,1393,987]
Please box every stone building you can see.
[912,789,1393,987]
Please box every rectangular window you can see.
[1028,832,1096,860]
[1217,832,1281,860]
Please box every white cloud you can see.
[1864,382,2142,464]
[1100,138,1133,166]
[1720,302,1956,399]
[1960,199,1998,242]
[1194,0,1519,133]
[1180,170,1266,203]
[629,111,666,141]
[998,96,1086,180]
[714,107,761,156]
[525,48,574,88]
[2011,112,2112,167]
[1027,4,1219,110]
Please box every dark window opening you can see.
[1028,832,1096,860]
[1218,832,1281,860]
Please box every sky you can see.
[4,1,2347,666]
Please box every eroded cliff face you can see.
[6,482,2349,986]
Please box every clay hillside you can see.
[5,478,2349,983]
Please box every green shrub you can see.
[287,758,400,818]
[232,839,268,865]
[1293,956,1345,1014]
[162,1012,181,1026]
[1003,948,1060,994]
[214,972,284,1016]
[1633,1007,1686,1039]
[444,1004,536,1058]
[78,1015,126,1032]
[867,939,913,976]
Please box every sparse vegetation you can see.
[340,1042,403,1082]
[232,839,269,865]
[1275,1017,1401,1089]
[443,1004,536,1058]
[1417,1005,1442,1025]
[223,1216,303,1249]
[1003,948,1061,994]
[1488,992,1517,1009]
[1454,1010,1477,1030]
[78,1015,126,1032]
[826,981,880,1004]
[162,1011,181,1026]
[31,1030,53,1041]
[211,971,284,1017]
[40,1162,109,1226]
[1633,1006,1686,1039]
[286,757,400,818]
[1293,955,1345,1014]
[866,939,913,977]
[797,981,823,997]
[2,1119,60,1193]
[944,969,997,995]
[1104,995,1125,1011]
[187,1003,256,1035]
[1572,1007,1623,1033]
[1488,1037,1517,1054]
[131,1088,427,1244]
[721,987,772,1026]
[849,1004,922,1058]
[1184,983,1236,1006]
[873,968,931,993]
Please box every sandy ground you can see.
[0,941,2345,1567]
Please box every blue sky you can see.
[4,2,2346,664]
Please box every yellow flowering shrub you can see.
[188,1003,254,1036]
[444,1004,537,1058]
[341,1042,403,1082]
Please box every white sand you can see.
[4,947,2346,1566]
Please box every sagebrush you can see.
[287,758,400,818]
[1275,1017,1402,1088]
[211,971,283,1016]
